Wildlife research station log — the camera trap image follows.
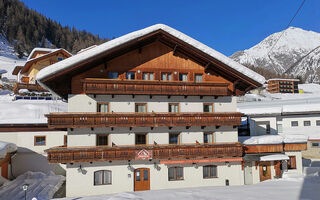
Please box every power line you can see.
[267,0,307,56]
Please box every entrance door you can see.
[244,162,253,185]
[259,161,271,182]
[274,161,281,178]
[134,168,150,191]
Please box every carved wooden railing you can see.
[46,112,243,128]
[82,78,230,96]
[45,142,243,163]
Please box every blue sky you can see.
[21,0,319,56]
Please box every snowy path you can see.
[58,175,320,200]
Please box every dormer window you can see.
[108,72,118,79]
[126,72,135,80]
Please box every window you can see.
[168,167,183,181]
[136,134,147,145]
[64,135,67,146]
[203,165,217,178]
[316,120,320,126]
[108,72,118,79]
[195,74,203,82]
[96,134,108,146]
[291,121,298,127]
[94,170,112,185]
[97,103,109,112]
[126,72,135,80]
[57,57,64,61]
[135,103,147,113]
[277,124,283,134]
[203,104,213,112]
[142,72,154,80]
[161,73,172,81]
[169,103,179,113]
[204,133,214,144]
[304,121,311,126]
[34,136,46,146]
[179,73,188,81]
[169,133,180,144]
[288,156,296,169]
[312,142,320,147]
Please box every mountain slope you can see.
[231,27,320,82]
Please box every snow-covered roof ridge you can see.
[268,78,299,82]
[36,24,265,84]
[27,47,60,60]
[240,134,307,145]
[0,141,17,158]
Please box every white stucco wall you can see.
[65,161,243,197]
[0,131,67,176]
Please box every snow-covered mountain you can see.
[231,27,320,82]
[0,34,26,80]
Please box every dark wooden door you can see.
[274,161,281,178]
[259,161,271,182]
[134,168,150,191]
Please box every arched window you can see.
[168,167,183,181]
[203,165,217,179]
[94,170,112,185]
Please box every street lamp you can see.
[22,184,29,200]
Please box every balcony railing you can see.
[82,78,230,96]
[45,142,243,163]
[46,112,243,128]
[13,82,48,93]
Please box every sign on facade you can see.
[135,149,152,160]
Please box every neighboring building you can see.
[0,124,67,177]
[36,24,304,197]
[12,48,72,93]
[238,99,319,160]
[267,78,299,93]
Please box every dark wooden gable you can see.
[42,30,262,99]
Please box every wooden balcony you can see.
[244,143,307,154]
[45,142,243,163]
[46,112,243,128]
[13,82,48,93]
[82,78,230,96]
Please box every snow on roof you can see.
[238,98,320,116]
[36,24,265,85]
[260,154,289,161]
[239,134,307,145]
[299,83,320,93]
[0,141,17,158]
[0,171,65,199]
[77,45,98,54]
[27,47,59,60]
[268,78,299,82]
[0,69,7,74]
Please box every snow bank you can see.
[240,134,307,145]
[37,24,265,88]
[0,141,17,158]
[0,171,65,200]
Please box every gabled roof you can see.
[20,48,72,74]
[12,66,23,75]
[27,48,59,60]
[36,24,265,99]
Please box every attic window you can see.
[57,57,64,61]
[108,72,118,79]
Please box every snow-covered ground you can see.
[0,171,65,200]
[57,171,320,200]
[0,93,67,124]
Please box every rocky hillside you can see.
[231,27,320,83]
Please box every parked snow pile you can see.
[240,134,307,145]
[0,141,17,158]
[0,171,65,200]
